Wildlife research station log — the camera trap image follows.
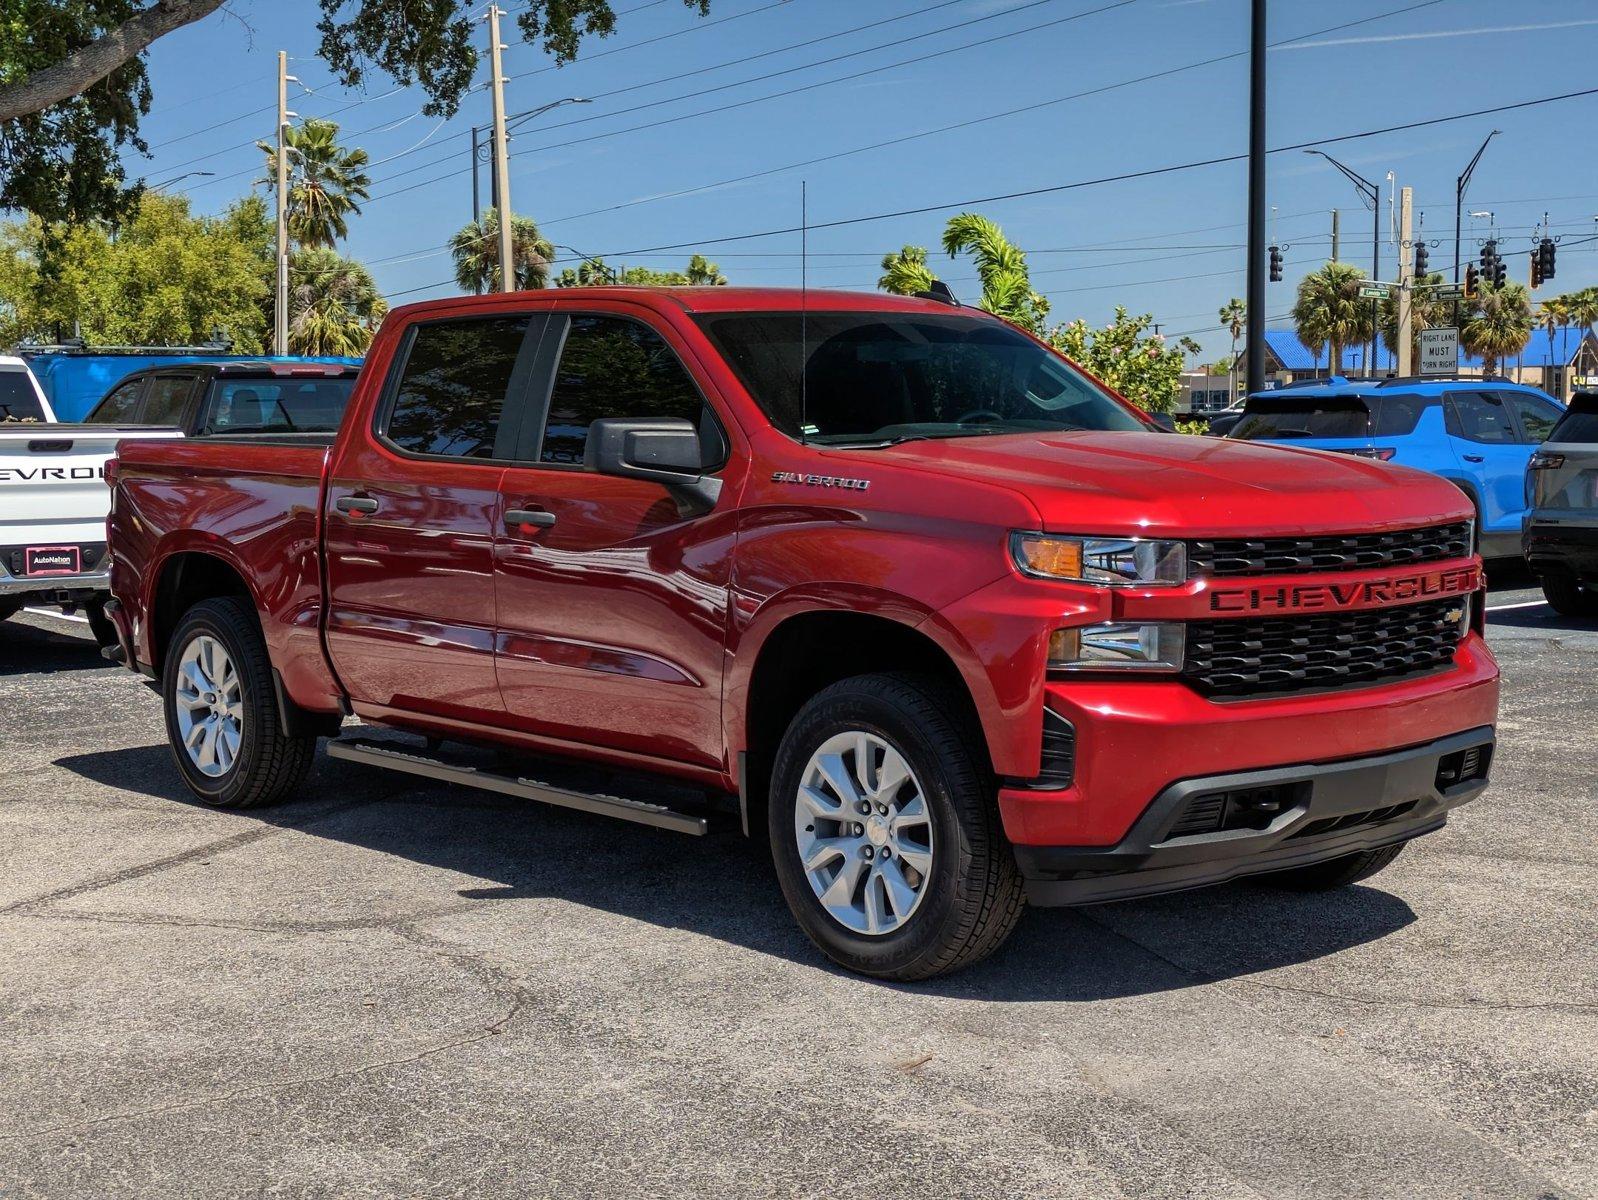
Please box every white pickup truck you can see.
[0,356,179,641]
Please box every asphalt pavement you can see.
[0,572,1593,1199]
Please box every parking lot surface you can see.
[1,578,1594,1199]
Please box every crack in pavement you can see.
[13,902,484,936]
[1074,908,1579,1197]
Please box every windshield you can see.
[1230,392,1429,441]
[0,369,46,422]
[693,311,1149,445]
[199,376,356,434]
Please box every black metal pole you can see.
[1245,0,1267,395]
[1454,176,1463,285]
[470,125,481,224]
[1372,197,1380,373]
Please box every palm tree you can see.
[1218,298,1245,402]
[941,212,1049,333]
[1461,282,1533,376]
[1559,285,1598,334]
[288,248,387,356]
[1292,262,1373,375]
[258,119,371,248]
[450,209,554,293]
[1536,294,1570,390]
[878,245,937,296]
[1379,271,1449,364]
[685,254,727,285]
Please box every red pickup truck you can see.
[105,287,1499,980]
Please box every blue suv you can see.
[1227,377,1566,557]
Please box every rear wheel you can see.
[162,596,315,808]
[83,598,117,649]
[1252,843,1405,891]
[1542,575,1598,617]
[0,599,19,624]
[768,673,1024,981]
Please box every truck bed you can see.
[111,436,342,712]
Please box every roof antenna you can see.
[799,179,809,445]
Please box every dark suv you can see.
[1525,391,1598,616]
[84,361,360,437]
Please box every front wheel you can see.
[162,596,316,808]
[768,673,1024,981]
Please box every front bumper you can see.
[1524,520,1598,584]
[1018,726,1493,905]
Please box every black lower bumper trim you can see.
[1017,727,1494,906]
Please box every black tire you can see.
[768,672,1025,981]
[1542,575,1598,617]
[0,599,19,623]
[83,598,117,649]
[161,596,316,808]
[1252,842,1406,892]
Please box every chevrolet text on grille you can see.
[1208,566,1478,612]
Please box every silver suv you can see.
[1525,392,1598,616]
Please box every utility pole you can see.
[274,51,290,356]
[1244,0,1267,395]
[487,5,515,294]
[1331,209,1340,261]
[1396,186,1414,377]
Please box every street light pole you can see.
[274,51,292,356]
[148,170,215,194]
[1305,148,1380,374]
[1244,0,1267,396]
[469,97,589,228]
[486,5,515,294]
[1454,130,1500,283]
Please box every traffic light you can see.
[1464,264,1478,298]
[1479,240,1494,276]
[1268,244,1282,282]
[1531,253,1542,288]
[1413,241,1428,274]
[1493,256,1507,289]
[1539,237,1556,280]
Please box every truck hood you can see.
[843,431,1471,539]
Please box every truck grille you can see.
[1184,598,1463,697]
[1189,521,1471,577]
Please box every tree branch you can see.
[0,0,228,123]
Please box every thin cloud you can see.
[1278,17,1598,50]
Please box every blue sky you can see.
[131,0,1598,359]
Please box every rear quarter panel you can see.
[111,438,342,712]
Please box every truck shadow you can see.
[56,743,1417,1002]
[0,616,108,677]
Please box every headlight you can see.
[1048,622,1186,672]
[1011,533,1187,586]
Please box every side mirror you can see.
[585,417,722,507]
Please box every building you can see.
[1244,328,1598,400]
[1178,369,1236,414]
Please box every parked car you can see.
[81,361,361,438]
[0,355,53,423]
[1,360,181,635]
[1205,403,1247,438]
[1226,377,1565,558]
[105,288,1497,981]
[22,346,360,421]
[1524,391,1598,615]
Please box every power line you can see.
[364,0,1136,201]
[506,0,800,80]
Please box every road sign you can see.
[1359,285,1390,299]
[1420,327,1459,375]
[1432,286,1465,300]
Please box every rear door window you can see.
[141,375,196,426]
[87,378,146,424]
[1232,395,1373,439]
[0,369,46,422]
[1444,392,1517,443]
[383,316,535,460]
[1502,392,1564,444]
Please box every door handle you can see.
[1462,454,1485,463]
[335,494,379,516]
[505,508,557,531]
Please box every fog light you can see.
[1049,622,1186,672]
